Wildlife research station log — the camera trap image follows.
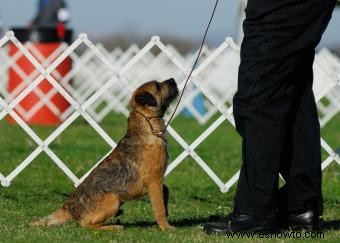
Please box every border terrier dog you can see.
[30,78,178,231]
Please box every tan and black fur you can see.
[30,78,179,231]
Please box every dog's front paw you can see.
[166,225,176,232]
[160,224,176,232]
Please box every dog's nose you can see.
[163,78,178,97]
[168,78,176,85]
[164,78,175,85]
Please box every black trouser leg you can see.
[233,0,336,218]
[278,49,323,216]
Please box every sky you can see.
[0,0,339,47]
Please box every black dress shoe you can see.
[203,212,235,234]
[204,214,276,234]
[286,210,320,231]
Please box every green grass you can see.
[0,113,339,242]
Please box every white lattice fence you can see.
[83,44,218,124]
[0,31,339,192]
[316,48,340,127]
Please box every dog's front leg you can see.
[148,181,175,231]
[163,184,169,217]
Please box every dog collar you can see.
[135,110,165,138]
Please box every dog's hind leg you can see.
[80,193,123,230]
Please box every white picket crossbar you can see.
[0,32,339,192]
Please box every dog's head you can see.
[130,78,179,116]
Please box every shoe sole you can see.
[288,225,319,231]
[203,226,276,235]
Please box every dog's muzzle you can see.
[165,78,179,100]
[160,79,179,115]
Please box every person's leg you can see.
[277,47,327,230]
[277,48,323,229]
[287,55,323,213]
[234,0,336,218]
[277,1,337,218]
[204,0,336,234]
[234,0,335,217]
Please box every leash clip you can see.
[152,131,165,137]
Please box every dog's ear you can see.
[135,91,157,106]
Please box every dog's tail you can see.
[29,208,72,227]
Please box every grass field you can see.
[0,113,339,242]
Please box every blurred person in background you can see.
[0,14,4,36]
[30,0,69,28]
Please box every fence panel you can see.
[0,32,339,191]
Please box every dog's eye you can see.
[155,83,161,91]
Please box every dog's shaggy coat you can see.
[30,78,178,230]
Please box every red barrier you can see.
[7,28,72,125]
